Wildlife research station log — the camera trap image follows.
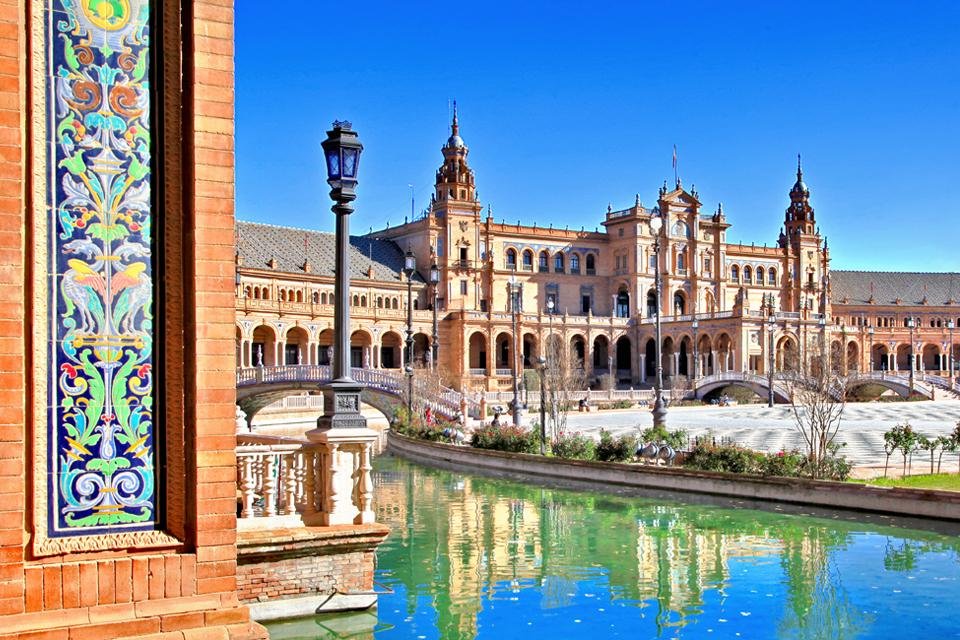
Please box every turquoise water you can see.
[268,456,960,640]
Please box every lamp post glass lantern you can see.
[649,215,666,428]
[314,121,367,431]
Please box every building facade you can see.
[235,114,959,396]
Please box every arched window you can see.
[352,294,359,306]
[253,287,261,300]
[377,296,383,308]
[673,291,686,315]
[522,250,533,270]
[671,221,690,238]
[677,251,686,272]
[743,266,752,284]
[730,265,739,282]
[243,286,251,299]
[279,290,287,302]
[538,251,549,272]
[768,268,777,285]
[262,288,269,300]
[756,267,765,285]
[586,254,596,274]
[361,295,367,307]
[554,252,564,273]
[646,290,657,317]
[570,253,581,273]
[312,291,319,304]
[296,290,303,303]
[506,248,517,269]
[392,298,399,310]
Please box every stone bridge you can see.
[692,370,938,402]
[236,365,469,425]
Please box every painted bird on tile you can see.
[61,259,106,333]
[111,261,151,333]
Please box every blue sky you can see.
[235,1,960,272]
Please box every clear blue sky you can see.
[235,1,959,272]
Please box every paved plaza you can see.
[564,400,960,470]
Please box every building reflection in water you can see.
[372,459,959,640]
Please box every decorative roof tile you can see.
[831,270,960,306]
[236,220,424,283]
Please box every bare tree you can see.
[781,337,850,479]
[542,336,588,443]
[668,376,691,405]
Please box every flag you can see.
[672,144,677,170]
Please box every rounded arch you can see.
[677,334,693,377]
[730,264,739,282]
[673,290,686,315]
[495,331,514,370]
[252,324,278,367]
[317,328,334,365]
[350,330,372,369]
[646,288,657,318]
[505,248,518,269]
[704,289,716,314]
[585,253,596,272]
[413,332,431,365]
[697,333,713,375]
[521,249,534,270]
[756,266,765,286]
[553,251,565,272]
[896,343,912,372]
[592,335,610,371]
[615,335,632,375]
[644,337,656,378]
[846,340,860,374]
[538,250,550,271]
[468,331,488,371]
[522,331,538,368]
[380,331,403,369]
[615,284,630,318]
[715,332,734,373]
[776,334,798,372]
[767,267,778,286]
[570,252,581,273]
[284,326,309,365]
[569,334,586,366]
[743,265,753,285]
[922,343,941,371]
[235,325,244,367]
[871,342,889,372]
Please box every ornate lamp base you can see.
[312,379,368,431]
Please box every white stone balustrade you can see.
[236,433,376,529]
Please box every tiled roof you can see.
[831,270,960,306]
[236,220,424,283]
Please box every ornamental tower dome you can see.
[785,154,815,236]
[434,102,476,205]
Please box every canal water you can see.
[267,456,960,640]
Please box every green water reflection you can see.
[269,456,960,640]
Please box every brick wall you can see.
[237,550,376,603]
[0,0,266,637]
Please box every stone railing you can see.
[483,388,655,405]
[236,433,375,528]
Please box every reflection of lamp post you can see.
[509,274,523,427]
[538,355,547,455]
[430,260,439,369]
[906,316,915,394]
[649,215,666,428]
[948,320,955,378]
[767,314,776,408]
[404,248,416,416]
[867,325,874,372]
[315,120,366,430]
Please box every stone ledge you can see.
[237,524,390,563]
[388,433,960,523]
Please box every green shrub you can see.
[471,423,540,453]
[551,431,596,460]
[392,406,460,442]
[682,442,763,474]
[609,400,634,410]
[640,425,688,449]
[595,429,637,462]
[759,450,806,477]
[707,385,760,404]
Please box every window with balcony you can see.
[460,246,469,269]
[522,249,533,271]
[730,265,739,282]
[768,268,777,285]
[554,253,565,273]
[506,248,517,269]
[585,254,596,275]
[539,251,549,272]
[756,267,765,286]
[570,253,581,274]
[743,266,752,284]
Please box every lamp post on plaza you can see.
[509,273,523,427]
[649,214,667,428]
[867,325,875,372]
[767,314,776,408]
[948,320,955,379]
[691,318,699,400]
[314,121,366,431]
[818,314,827,374]
[404,248,416,417]
[546,299,555,365]
[906,316,916,394]
[538,355,547,455]
[430,260,440,369]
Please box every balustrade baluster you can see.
[303,448,317,516]
[239,455,255,518]
[282,453,297,515]
[262,454,278,516]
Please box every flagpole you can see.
[673,144,678,187]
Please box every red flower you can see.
[61,363,78,379]
[136,364,152,378]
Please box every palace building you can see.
[234,112,959,397]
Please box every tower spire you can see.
[451,100,459,136]
[797,153,803,182]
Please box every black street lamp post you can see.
[315,121,366,430]
[907,316,915,394]
[404,248,416,417]
[691,318,699,396]
[538,355,547,455]
[767,314,776,408]
[867,325,874,372]
[649,215,667,428]
[948,320,955,379]
[509,275,523,427]
[430,261,440,368]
